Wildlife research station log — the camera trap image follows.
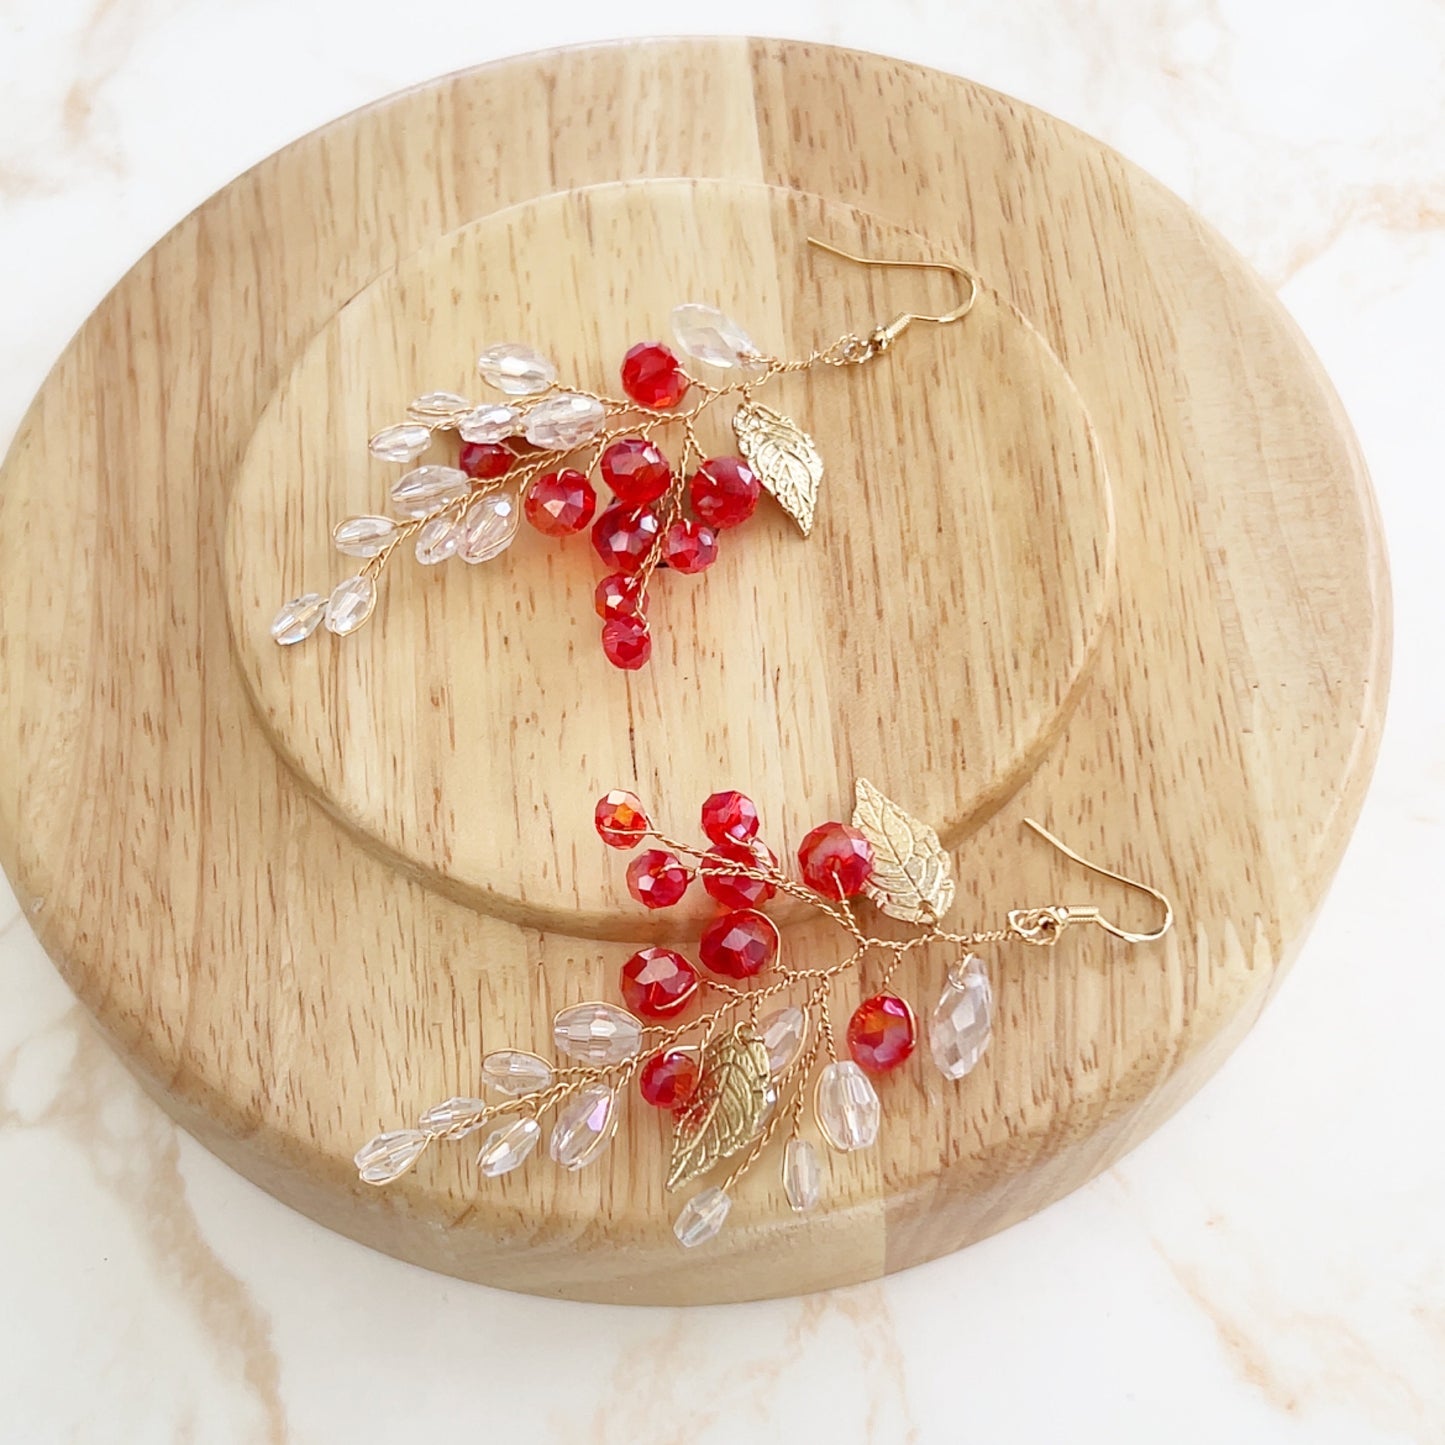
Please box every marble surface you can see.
[2,2,1441,1441]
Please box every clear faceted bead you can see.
[929,955,993,1080]
[354,1128,427,1184]
[414,515,460,565]
[332,514,397,558]
[477,342,557,395]
[670,302,767,371]
[783,1137,822,1213]
[368,421,433,463]
[407,391,471,425]
[673,1186,731,1248]
[390,464,471,518]
[324,574,376,636]
[814,1060,880,1152]
[270,592,325,646]
[759,1005,807,1073]
[458,403,520,443]
[522,393,606,450]
[481,1050,553,1097]
[477,1117,541,1177]
[418,1096,489,1136]
[456,492,519,564]
[548,1084,617,1169]
[552,1002,642,1065]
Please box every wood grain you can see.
[0,38,1389,1304]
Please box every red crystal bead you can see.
[594,572,646,621]
[639,1049,700,1108]
[699,908,779,980]
[523,468,596,536]
[594,789,650,849]
[661,518,718,574]
[600,437,672,505]
[591,502,663,572]
[797,821,875,899]
[621,341,689,410]
[846,993,917,1073]
[458,440,513,479]
[700,790,760,846]
[690,456,760,529]
[626,848,690,908]
[620,947,698,1017]
[601,615,651,670]
[701,838,778,908]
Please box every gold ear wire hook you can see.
[806,236,980,353]
[1008,819,1174,946]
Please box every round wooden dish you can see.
[0,39,1388,1305]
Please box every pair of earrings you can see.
[269,238,978,670]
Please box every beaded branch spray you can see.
[355,783,1173,1248]
[270,240,980,669]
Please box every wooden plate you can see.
[0,38,1388,1304]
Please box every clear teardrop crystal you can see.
[414,515,460,565]
[332,514,397,558]
[456,492,519,564]
[270,593,325,645]
[814,1060,880,1152]
[417,1096,489,1136]
[354,1128,427,1184]
[929,954,993,1080]
[522,393,606,449]
[368,421,433,462]
[670,302,767,371]
[407,391,471,425]
[552,1002,642,1065]
[477,1117,541,1177]
[390,464,471,518]
[673,1186,731,1247]
[783,1137,822,1213]
[324,574,376,636]
[754,1084,778,1138]
[477,342,557,395]
[548,1084,617,1169]
[759,1006,807,1073]
[481,1050,553,1097]
[458,403,520,443]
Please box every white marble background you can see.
[2,2,1441,1441]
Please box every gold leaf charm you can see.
[667,1025,772,1191]
[732,402,824,536]
[851,778,956,924]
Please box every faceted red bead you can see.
[458,440,513,479]
[621,341,689,410]
[846,993,917,1073]
[620,947,698,1018]
[699,908,779,980]
[690,456,760,529]
[700,790,760,846]
[594,789,650,849]
[661,518,718,574]
[638,1049,700,1108]
[600,437,672,505]
[797,821,875,899]
[701,838,778,909]
[601,615,652,670]
[591,502,663,573]
[523,468,596,536]
[626,848,690,908]
[594,572,646,621]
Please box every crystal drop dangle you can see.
[324,574,376,636]
[929,954,993,1080]
[389,464,470,518]
[552,1003,642,1065]
[814,1060,880,1151]
[456,492,519,564]
[458,403,520,443]
[783,1137,822,1213]
[333,515,397,558]
[477,1117,541,1177]
[758,1006,807,1073]
[548,1084,617,1169]
[414,515,460,565]
[354,1129,427,1184]
[673,1187,731,1247]
[477,342,557,395]
[368,421,433,463]
[523,393,606,449]
[407,391,471,424]
[670,303,766,371]
[417,1097,489,1135]
[270,593,326,645]
[481,1050,553,1097]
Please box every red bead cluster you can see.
[594,784,919,1109]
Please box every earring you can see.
[354,781,1172,1250]
[270,239,979,670]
